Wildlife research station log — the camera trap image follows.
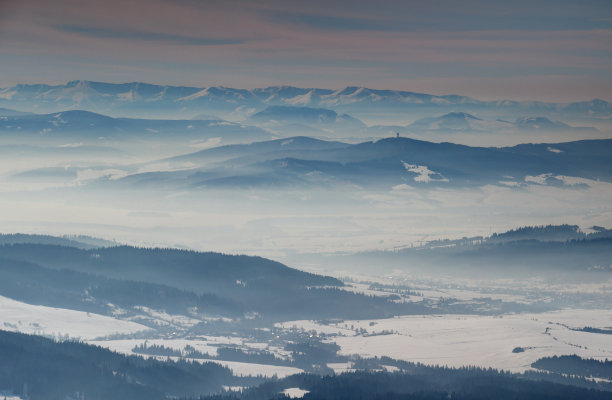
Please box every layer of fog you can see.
[1,178,610,267]
[1,108,610,280]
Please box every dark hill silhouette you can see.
[121,137,612,189]
[0,240,423,320]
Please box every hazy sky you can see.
[0,0,610,101]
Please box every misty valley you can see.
[0,81,611,399]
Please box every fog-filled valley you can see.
[0,80,611,399]
[1,84,611,259]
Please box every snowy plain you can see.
[0,295,150,340]
[279,309,612,373]
[2,287,611,378]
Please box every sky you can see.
[0,0,610,101]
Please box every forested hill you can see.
[0,238,423,321]
[0,330,240,400]
[0,233,117,249]
[328,224,612,278]
[488,224,612,243]
[0,243,340,293]
[532,355,612,380]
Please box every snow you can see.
[525,173,553,185]
[282,388,310,398]
[171,356,302,378]
[327,362,356,374]
[88,338,219,357]
[0,391,23,400]
[0,89,17,100]
[275,320,355,336]
[525,173,591,187]
[547,147,564,153]
[284,92,313,105]
[553,175,592,187]
[130,306,202,328]
[401,161,449,183]
[117,90,137,102]
[321,87,382,105]
[90,336,292,365]
[223,386,245,392]
[316,309,612,373]
[89,338,302,378]
[0,295,150,340]
[189,137,222,149]
[209,360,301,378]
[177,88,211,101]
[499,180,522,187]
[416,287,530,304]
[208,121,236,127]
[337,283,399,299]
[57,142,84,148]
[149,87,168,102]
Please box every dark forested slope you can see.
[0,240,423,321]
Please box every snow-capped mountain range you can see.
[0,80,609,120]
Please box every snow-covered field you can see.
[0,295,301,379]
[87,338,220,356]
[276,319,355,336]
[87,334,291,358]
[0,295,150,339]
[0,392,23,400]
[281,309,612,373]
[87,338,301,378]
[282,387,310,398]
[327,362,356,374]
[3,293,610,378]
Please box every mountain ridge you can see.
[1,80,608,119]
[113,136,612,190]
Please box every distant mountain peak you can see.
[407,111,487,132]
[443,111,481,120]
[514,116,569,130]
[515,116,554,123]
[247,105,365,130]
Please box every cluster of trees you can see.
[131,342,183,357]
[131,342,287,366]
[131,339,345,373]
[532,355,612,380]
[0,233,116,249]
[576,327,612,335]
[215,347,283,366]
[489,224,586,242]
